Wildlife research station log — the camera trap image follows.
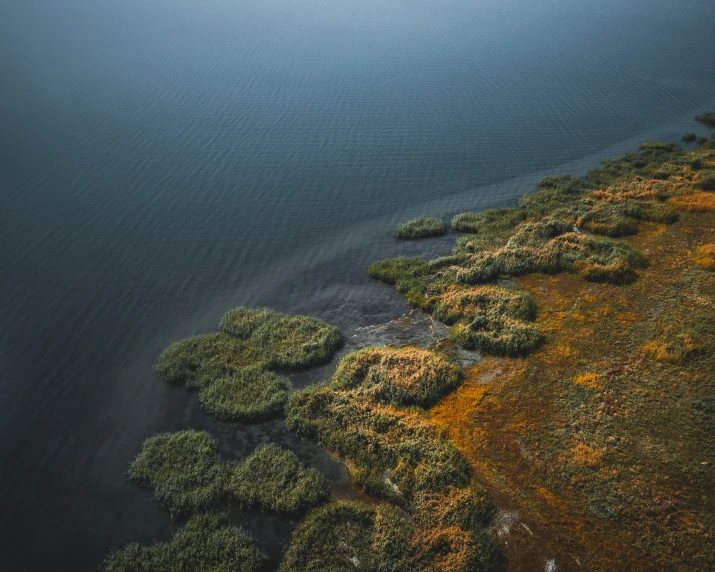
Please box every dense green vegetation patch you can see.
[682,133,697,143]
[280,502,413,572]
[452,207,527,235]
[396,217,447,239]
[228,444,330,514]
[129,430,228,519]
[156,308,341,422]
[199,368,287,423]
[219,308,342,369]
[103,514,266,572]
[129,430,329,519]
[332,346,463,407]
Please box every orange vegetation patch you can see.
[693,243,715,270]
[667,191,715,212]
[428,206,715,570]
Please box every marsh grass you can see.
[279,502,412,572]
[332,347,463,407]
[228,444,330,514]
[693,244,715,271]
[156,308,341,423]
[451,208,527,235]
[103,514,266,572]
[682,133,697,143]
[396,217,447,239]
[284,348,497,571]
[129,430,228,519]
[129,431,329,520]
[199,368,287,423]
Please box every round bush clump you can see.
[228,444,330,513]
[199,368,288,423]
[332,347,463,408]
[279,502,413,572]
[396,217,447,240]
[103,514,265,572]
[129,431,228,519]
[219,307,342,370]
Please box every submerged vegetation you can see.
[396,217,447,239]
[156,308,341,422]
[129,430,329,518]
[695,111,715,127]
[103,514,266,572]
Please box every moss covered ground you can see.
[156,308,341,423]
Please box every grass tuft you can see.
[129,431,329,519]
[693,244,715,271]
[156,308,340,423]
[199,368,288,423]
[396,217,447,239]
[332,347,463,408]
[103,513,266,572]
[228,444,330,514]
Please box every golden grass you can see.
[693,243,715,270]
[667,191,715,212]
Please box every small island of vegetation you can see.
[396,217,447,239]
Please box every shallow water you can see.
[1,0,714,569]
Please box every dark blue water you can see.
[1,0,714,569]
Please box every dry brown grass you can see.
[667,191,715,212]
[693,243,715,270]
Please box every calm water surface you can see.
[1,0,714,569]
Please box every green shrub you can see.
[695,112,715,128]
[331,347,463,408]
[396,217,447,239]
[280,502,412,572]
[199,368,288,423]
[228,444,330,514]
[129,431,229,519]
[103,514,265,572]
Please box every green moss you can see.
[396,217,447,239]
[695,112,715,128]
[280,502,412,572]
[331,347,463,408]
[228,444,330,514]
[129,431,229,519]
[199,367,288,423]
[103,514,265,572]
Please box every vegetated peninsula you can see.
[105,128,715,571]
